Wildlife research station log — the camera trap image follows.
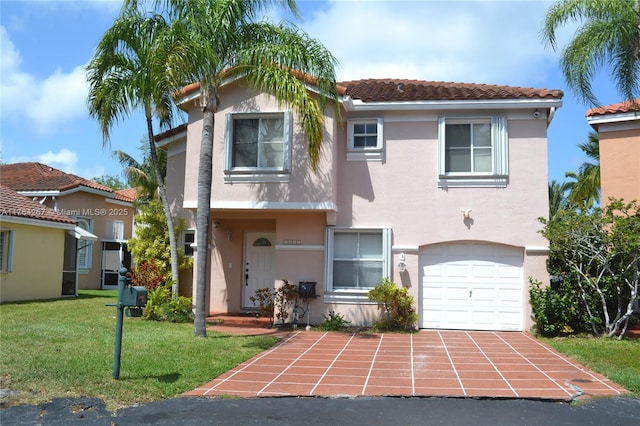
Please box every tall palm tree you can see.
[126,0,340,336]
[113,141,167,203]
[86,10,182,295]
[565,131,601,208]
[542,0,640,105]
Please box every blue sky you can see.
[0,0,623,185]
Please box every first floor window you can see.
[326,228,391,291]
[0,229,14,272]
[183,229,195,257]
[77,217,93,269]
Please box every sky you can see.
[0,0,624,185]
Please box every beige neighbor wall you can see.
[0,222,66,302]
[45,192,134,290]
[599,128,640,206]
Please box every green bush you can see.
[529,278,576,336]
[368,278,418,331]
[143,283,194,323]
[319,310,350,331]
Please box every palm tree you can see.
[565,131,601,208]
[126,0,340,336]
[541,0,640,105]
[549,179,571,219]
[113,141,167,204]
[86,10,182,295]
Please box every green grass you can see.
[0,290,278,409]
[540,335,640,395]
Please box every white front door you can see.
[243,232,276,309]
[420,242,524,331]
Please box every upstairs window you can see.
[347,118,384,161]
[438,116,508,187]
[224,112,292,182]
[77,217,93,269]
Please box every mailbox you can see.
[121,286,147,307]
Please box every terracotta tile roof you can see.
[0,162,114,193]
[154,123,187,143]
[586,99,640,117]
[114,187,138,202]
[338,79,563,102]
[0,184,76,225]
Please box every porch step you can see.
[207,313,272,327]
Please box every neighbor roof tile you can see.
[586,99,640,117]
[0,184,76,225]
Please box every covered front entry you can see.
[420,242,524,331]
[242,232,275,308]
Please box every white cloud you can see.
[0,25,89,136]
[297,0,568,87]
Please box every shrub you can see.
[250,279,297,326]
[368,278,418,331]
[319,310,350,331]
[128,260,167,290]
[143,283,194,323]
[529,278,576,336]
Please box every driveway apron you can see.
[185,330,627,401]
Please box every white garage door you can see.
[420,242,524,331]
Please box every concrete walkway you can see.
[185,329,627,401]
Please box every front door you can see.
[243,232,275,309]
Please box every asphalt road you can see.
[1,396,639,425]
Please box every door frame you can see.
[242,232,276,309]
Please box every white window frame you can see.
[77,217,93,270]
[325,228,391,301]
[105,220,125,240]
[0,229,15,273]
[224,111,292,183]
[438,116,508,188]
[347,118,384,161]
[183,229,195,257]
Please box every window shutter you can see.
[438,117,446,175]
[492,116,508,176]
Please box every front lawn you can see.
[541,335,640,395]
[0,290,278,410]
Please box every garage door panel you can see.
[420,242,524,331]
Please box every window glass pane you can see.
[358,261,383,288]
[260,141,284,168]
[333,260,357,288]
[334,233,358,258]
[353,136,366,148]
[445,124,470,148]
[261,117,284,143]
[353,123,366,134]
[473,123,491,147]
[233,142,257,167]
[359,233,383,258]
[234,119,259,143]
[365,123,377,133]
[446,149,471,172]
[473,148,492,172]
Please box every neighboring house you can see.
[586,100,640,206]
[0,184,98,302]
[0,163,135,290]
[158,78,563,331]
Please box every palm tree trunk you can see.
[193,89,218,338]
[145,114,180,295]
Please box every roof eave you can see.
[341,97,563,112]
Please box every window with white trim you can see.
[438,116,508,187]
[347,118,384,161]
[183,229,195,257]
[77,217,93,269]
[0,229,14,272]
[224,112,292,181]
[326,228,391,291]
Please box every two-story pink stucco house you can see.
[158,77,563,332]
